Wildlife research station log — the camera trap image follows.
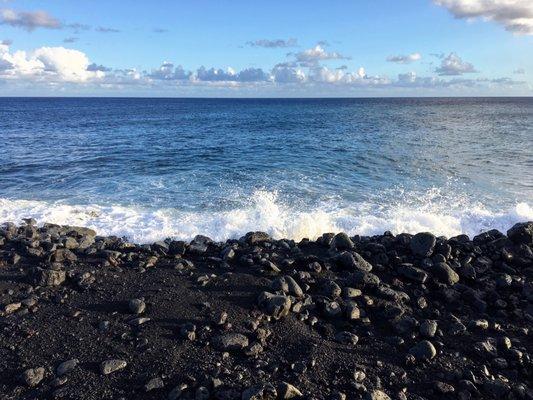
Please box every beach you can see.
[0,220,531,399]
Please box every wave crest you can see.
[0,190,531,243]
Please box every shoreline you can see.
[1,220,532,399]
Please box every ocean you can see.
[0,97,532,243]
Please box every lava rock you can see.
[257,292,291,319]
[21,367,45,387]
[507,221,533,245]
[331,232,354,250]
[31,268,66,286]
[212,333,249,352]
[433,262,460,285]
[408,340,437,361]
[56,359,79,376]
[410,232,437,257]
[100,359,127,375]
[128,298,146,314]
[242,383,277,400]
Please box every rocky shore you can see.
[0,220,532,400]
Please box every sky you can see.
[0,0,532,97]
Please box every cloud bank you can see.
[0,43,528,96]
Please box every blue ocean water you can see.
[1,97,532,243]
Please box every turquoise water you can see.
[1,97,532,242]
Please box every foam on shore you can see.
[0,190,531,243]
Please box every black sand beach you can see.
[0,221,532,400]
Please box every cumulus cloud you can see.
[148,62,191,80]
[386,52,422,63]
[293,45,350,65]
[0,44,104,82]
[194,66,270,82]
[0,8,61,31]
[272,65,306,83]
[247,38,298,48]
[435,52,477,75]
[434,0,533,35]
[0,43,529,95]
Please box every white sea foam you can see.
[0,190,531,243]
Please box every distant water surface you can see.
[0,97,532,242]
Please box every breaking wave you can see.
[0,190,531,243]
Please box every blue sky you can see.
[0,0,532,96]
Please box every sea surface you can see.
[1,97,532,243]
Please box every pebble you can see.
[21,367,45,387]
[128,298,146,314]
[100,359,127,375]
[212,333,249,352]
[144,377,165,392]
[56,359,79,376]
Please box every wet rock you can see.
[410,232,436,257]
[507,221,533,245]
[100,359,127,375]
[243,232,271,245]
[331,232,354,250]
[257,292,291,319]
[21,367,45,387]
[212,333,249,352]
[168,240,187,256]
[408,340,437,361]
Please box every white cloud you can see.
[247,38,298,48]
[434,0,533,35]
[272,65,306,83]
[0,8,61,31]
[513,68,525,74]
[148,62,191,80]
[0,44,103,82]
[293,45,350,65]
[387,53,422,64]
[435,52,477,75]
[0,43,529,95]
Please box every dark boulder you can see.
[507,221,533,245]
[410,232,437,257]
